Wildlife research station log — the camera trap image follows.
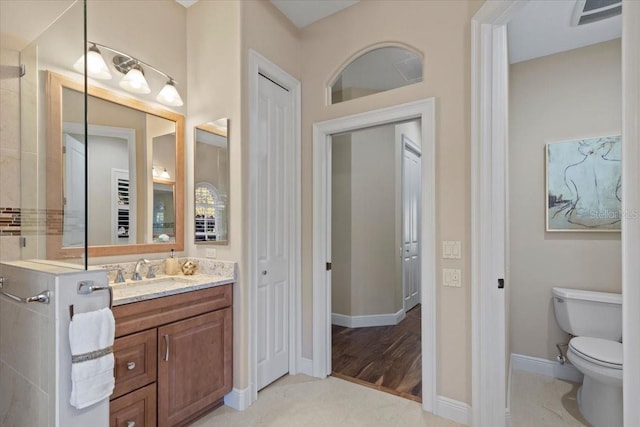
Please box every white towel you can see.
[68,307,115,409]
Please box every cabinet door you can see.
[157,308,232,427]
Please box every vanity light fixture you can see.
[73,43,112,80]
[74,41,184,107]
[119,63,151,94]
[156,79,183,107]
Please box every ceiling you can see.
[270,0,359,29]
[507,0,622,64]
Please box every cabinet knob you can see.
[126,421,135,427]
[127,361,136,370]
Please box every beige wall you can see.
[331,134,352,315]
[300,0,483,403]
[331,124,400,317]
[509,39,622,361]
[186,0,244,386]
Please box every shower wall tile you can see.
[0,298,49,389]
[0,88,20,151]
[0,148,20,208]
[0,236,20,261]
[20,44,38,155]
[0,361,49,427]
[0,48,20,93]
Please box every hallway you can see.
[331,305,422,401]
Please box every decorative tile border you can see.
[100,258,237,283]
[0,207,21,236]
[0,207,65,236]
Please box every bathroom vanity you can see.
[109,274,233,427]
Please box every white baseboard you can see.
[224,386,251,411]
[331,309,406,328]
[510,353,583,383]
[435,396,470,426]
[298,357,313,376]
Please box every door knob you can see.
[262,270,268,276]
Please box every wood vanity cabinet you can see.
[110,285,232,427]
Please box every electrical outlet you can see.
[443,268,462,287]
[205,248,217,259]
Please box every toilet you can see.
[552,287,623,427]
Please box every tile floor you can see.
[510,370,590,426]
[192,370,590,426]
[192,374,460,427]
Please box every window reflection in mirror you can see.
[330,46,423,104]
[194,119,229,244]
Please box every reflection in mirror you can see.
[330,46,423,104]
[194,119,229,244]
[47,71,184,258]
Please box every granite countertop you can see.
[111,273,234,306]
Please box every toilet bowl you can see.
[567,336,622,427]
[552,287,623,427]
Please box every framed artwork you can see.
[546,135,621,232]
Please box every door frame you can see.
[248,49,302,403]
[471,1,640,426]
[312,98,437,413]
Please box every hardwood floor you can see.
[331,305,421,402]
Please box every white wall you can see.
[509,39,622,361]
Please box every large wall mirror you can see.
[194,119,229,244]
[46,71,184,258]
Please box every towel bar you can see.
[69,281,113,318]
[0,277,51,304]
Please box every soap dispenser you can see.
[165,249,179,275]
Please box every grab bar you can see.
[0,277,51,304]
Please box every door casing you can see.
[312,98,437,413]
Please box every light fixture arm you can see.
[88,41,178,84]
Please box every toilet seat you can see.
[569,336,622,370]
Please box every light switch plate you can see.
[205,248,217,259]
[442,241,462,259]
[443,268,462,287]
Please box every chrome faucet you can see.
[131,259,149,281]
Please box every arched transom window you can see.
[330,46,423,104]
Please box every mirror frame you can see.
[46,71,185,258]
[194,121,229,245]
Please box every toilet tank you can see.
[552,287,622,341]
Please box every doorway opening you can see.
[329,120,423,401]
[312,98,437,412]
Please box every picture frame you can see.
[546,135,621,232]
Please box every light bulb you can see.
[119,64,150,94]
[73,44,111,80]
[156,79,183,107]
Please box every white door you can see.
[403,141,421,312]
[256,74,292,390]
[63,134,85,247]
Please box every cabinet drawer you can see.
[110,383,156,427]
[112,329,157,399]
[114,285,232,337]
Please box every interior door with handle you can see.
[403,139,421,312]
